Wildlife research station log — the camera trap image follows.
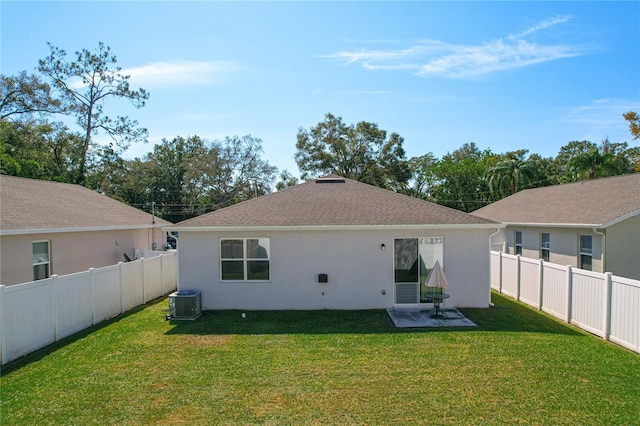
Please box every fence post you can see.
[89,268,96,325]
[52,275,59,341]
[159,254,164,296]
[602,272,612,342]
[498,252,503,293]
[141,257,147,304]
[515,255,521,301]
[0,285,5,365]
[538,259,544,310]
[566,265,573,323]
[119,262,125,314]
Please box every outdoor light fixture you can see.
[381,243,386,251]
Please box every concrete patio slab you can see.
[386,307,477,328]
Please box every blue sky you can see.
[2,1,639,177]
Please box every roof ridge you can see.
[471,172,639,226]
[2,175,172,230]
[175,174,498,227]
[519,172,640,193]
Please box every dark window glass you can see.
[221,239,270,281]
[32,241,50,280]
[541,233,550,248]
[394,238,418,283]
[221,239,244,259]
[580,235,592,254]
[515,231,523,255]
[32,242,50,263]
[33,264,49,281]
[247,261,270,280]
[221,260,244,280]
[579,235,593,270]
[541,233,550,261]
[247,239,269,259]
[541,250,550,262]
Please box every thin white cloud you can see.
[558,98,639,126]
[327,16,593,79]
[556,98,640,142]
[328,41,450,70]
[66,60,240,90]
[122,60,241,87]
[416,38,581,78]
[508,15,572,40]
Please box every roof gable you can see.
[175,175,497,228]
[1,175,172,232]
[472,173,640,227]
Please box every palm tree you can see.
[487,157,539,199]
[567,143,619,180]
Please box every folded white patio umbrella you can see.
[424,260,448,289]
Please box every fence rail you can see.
[491,251,639,354]
[0,252,177,365]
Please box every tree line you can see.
[1,42,639,222]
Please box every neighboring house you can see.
[169,175,501,310]
[472,173,640,280]
[0,175,172,286]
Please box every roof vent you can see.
[316,177,345,184]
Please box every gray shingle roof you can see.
[175,175,498,228]
[1,175,172,232]
[471,173,640,227]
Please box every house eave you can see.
[499,212,639,228]
[167,223,504,233]
[500,222,602,229]
[600,209,640,229]
[1,224,165,236]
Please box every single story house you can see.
[169,175,501,310]
[0,175,172,286]
[471,173,640,280]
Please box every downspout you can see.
[592,227,606,273]
[150,203,157,250]
[488,227,501,307]
[170,231,180,291]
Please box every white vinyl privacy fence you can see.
[0,251,177,364]
[491,251,639,354]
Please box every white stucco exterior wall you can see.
[606,215,640,280]
[176,227,492,310]
[0,227,166,286]
[491,226,604,272]
[491,219,640,280]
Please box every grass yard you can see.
[1,292,639,425]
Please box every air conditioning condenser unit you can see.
[167,290,202,320]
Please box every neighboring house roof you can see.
[173,175,499,230]
[1,175,172,234]
[471,173,640,228]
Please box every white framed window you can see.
[514,231,523,255]
[540,233,550,262]
[32,241,50,281]
[579,235,592,271]
[220,238,270,281]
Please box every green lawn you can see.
[2,292,638,425]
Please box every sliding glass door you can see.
[394,237,443,304]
